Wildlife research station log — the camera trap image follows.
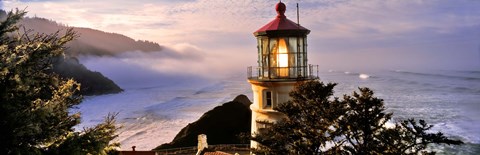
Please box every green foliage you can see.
[340,87,392,154]
[0,9,119,154]
[46,114,120,155]
[251,80,463,155]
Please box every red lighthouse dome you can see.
[254,1,310,37]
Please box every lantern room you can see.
[248,1,316,80]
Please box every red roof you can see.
[119,151,156,155]
[254,2,310,37]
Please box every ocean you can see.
[76,69,480,154]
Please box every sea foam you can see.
[359,73,370,79]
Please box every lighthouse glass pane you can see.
[303,37,307,67]
[304,38,308,76]
[288,37,298,77]
[298,37,305,77]
[257,38,262,69]
[257,38,261,62]
[269,38,278,78]
[261,37,269,78]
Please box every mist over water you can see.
[75,51,253,150]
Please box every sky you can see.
[2,0,480,74]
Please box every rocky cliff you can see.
[154,95,252,150]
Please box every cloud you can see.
[2,0,480,72]
[78,47,207,89]
[111,43,206,73]
[78,42,251,89]
[300,0,480,70]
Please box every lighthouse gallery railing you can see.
[247,64,318,80]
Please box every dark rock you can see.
[233,95,252,107]
[154,95,252,150]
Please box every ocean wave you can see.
[194,83,225,95]
[432,121,480,144]
[359,74,370,79]
[341,71,374,79]
[453,87,471,92]
[456,70,480,75]
[392,70,480,81]
[145,96,188,112]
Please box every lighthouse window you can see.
[265,91,272,108]
[256,121,273,134]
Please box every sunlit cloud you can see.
[2,0,480,71]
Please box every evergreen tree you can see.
[251,80,462,155]
[0,9,118,154]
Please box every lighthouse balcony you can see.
[247,64,318,81]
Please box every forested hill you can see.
[1,10,162,56]
[20,17,163,56]
[0,10,165,95]
[52,57,123,96]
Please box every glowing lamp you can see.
[277,38,289,76]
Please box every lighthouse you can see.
[247,1,318,149]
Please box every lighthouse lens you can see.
[277,38,289,77]
[278,38,289,67]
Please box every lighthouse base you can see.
[248,79,305,149]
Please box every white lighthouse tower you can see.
[247,1,318,148]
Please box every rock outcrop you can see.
[154,95,252,150]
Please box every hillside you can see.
[18,16,163,56]
[52,57,123,96]
[154,95,252,150]
[0,10,166,95]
